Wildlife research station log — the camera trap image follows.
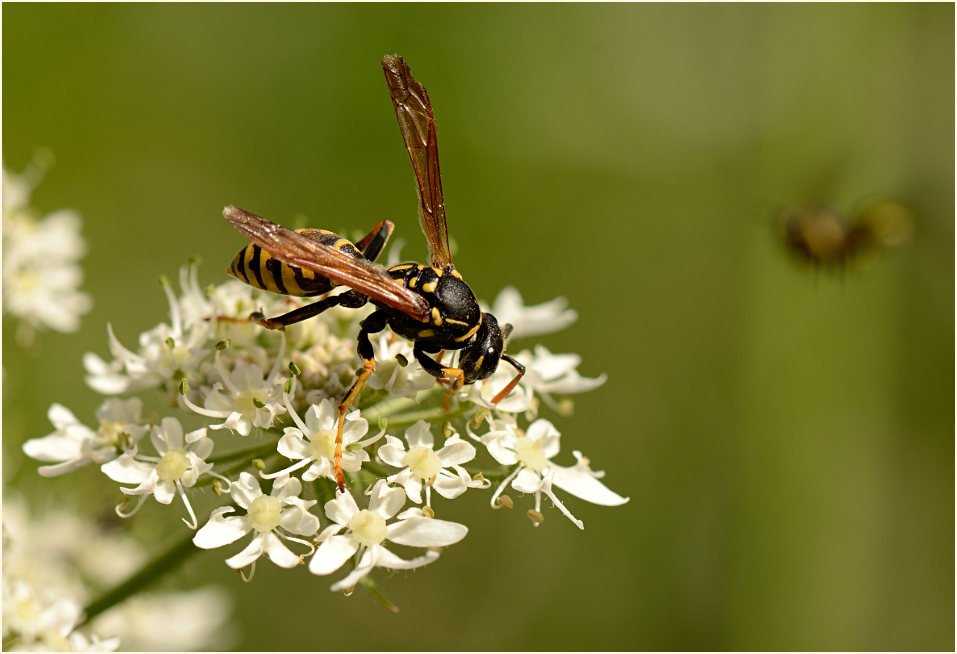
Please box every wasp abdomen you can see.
[228,229,362,297]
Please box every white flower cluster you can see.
[23,262,627,598]
[1,494,232,651]
[2,159,92,343]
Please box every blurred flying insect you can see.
[224,54,526,491]
[779,199,914,269]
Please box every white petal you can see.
[369,481,406,519]
[47,403,80,430]
[308,535,358,575]
[387,516,468,547]
[329,547,377,592]
[225,534,265,569]
[280,503,320,537]
[277,429,310,460]
[373,546,441,570]
[230,472,262,509]
[377,438,407,467]
[436,437,476,466]
[324,492,359,526]
[271,475,302,500]
[152,479,176,504]
[100,453,154,484]
[262,531,302,568]
[157,417,185,449]
[550,465,629,506]
[22,433,84,463]
[511,468,543,493]
[402,475,423,504]
[193,507,250,549]
[404,420,434,448]
[432,472,468,499]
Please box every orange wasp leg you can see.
[332,310,388,492]
[490,354,526,405]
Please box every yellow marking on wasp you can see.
[431,307,443,326]
[258,252,285,294]
[453,315,483,342]
[280,262,305,295]
[431,267,444,277]
[318,229,333,235]
[409,277,417,289]
[450,269,463,280]
[391,264,414,272]
[421,281,437,293]
[473,355,484,371]
[243,246,258,279]
[445,318,468,326]
[417,264,426,271]
[333,239,351,252]
[418,328,435,338]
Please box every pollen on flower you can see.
[514,436,548,473]
[348,509,387,547]
[155,448,190,482]
[403,446,442,481]
[246,495,282,533]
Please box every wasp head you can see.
[459,312,509,385]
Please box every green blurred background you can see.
[3,3,953,651]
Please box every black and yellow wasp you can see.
[224,54,525,491]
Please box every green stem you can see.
[78,530,198,628]
[378,402,474,429]
[206,440,279,465]
[359,575,400,613]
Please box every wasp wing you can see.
[223,205,430,321]
[382,54,453,270]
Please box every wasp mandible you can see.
[224,54,526,492]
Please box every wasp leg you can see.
[333,310,387,492]
[490,354,526,405]
[353,220,395,262]
[413,343,466,411]
[252,290,367,329]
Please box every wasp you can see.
[780,200,913,269]
[223,54,526,491]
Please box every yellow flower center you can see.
[402,446,441,481]
[96,419,127,447]
[348,509,387,547]
[156,448,190,482]
[234,390,269,416]
[514,436,548,473]
[308,428,337,461]
[247,495,282,533]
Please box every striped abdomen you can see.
[227,228,362,297]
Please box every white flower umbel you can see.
[378,420,486,505]
[309,479,468,592]
[480,417,629,529]
[193,473,319,571]
[100,417,219,528]
[181,336,287,436]
[83,271,212,395]
[2,579,119,652]
[2,160,92,342]
[262,396,381,483]
[22,398,149,477]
